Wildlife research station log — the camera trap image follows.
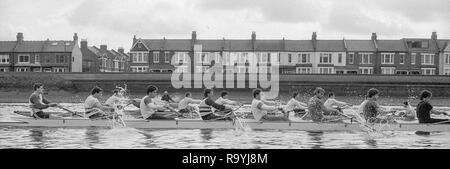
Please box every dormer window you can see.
[52,42,58,45]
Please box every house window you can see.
[381,67,396,75]
[421,68,435,75]
[164,52,170,63]
[296,67,312,74]
[153,52,160,63]
[131,66,148,72]
[360,53,372,64]
[239,53,248,63]
[196,66,210,73]
[359,67,373,74]
[35,55,40,64]
[381,53,395,64]
[16,67,28,72]
[258,66,271,73]
[114,60,119,69]
[54,68,65,72]
[260,53,268,63]
[55,55,66,63]
[421,54,434,65]
[399,53,405,64]
[132,53,137,62]
[43,68,52,72]
[0,55,9,63]
[0,68,9,72]
[175,66,189,73]
[318,67,334,74]
[445,54,450,64]
[236,66,247,73]
[411,53,416,65]
[348,53,354,64]
[338,54,342,64]
[319,53,332,64]
[288,54,292,64]
[18,55,30,63]
[131,52,148,63]
[299,53,310,64]
[444,68,450,75]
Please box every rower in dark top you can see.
[29,83,58,118]
[198,89,232,120]
[161,91,175,103]
[416,90,450,124]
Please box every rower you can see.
[84,86,115,119]
[416,90,450,124]
[140,85,173,120]
[398,101,416,121]
[161,91,176,103]
[215,91,242,107]
[284,92,307,114]
[324,92,352,114]
[251,88,288,121]
[29,83,59,119]
[198,89,232,120]
[306,87,340,122]
[105,87,126,110]
[360,88,392,123]
[178,92,202,118]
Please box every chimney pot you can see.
[251,31,256,41]
[431,32,437,40]
[16,32,24,42]
[73,33,78,42]
[312,32,317,41]
[118,47,124,53]
[371,33,377,41]
[100,45,107,50]
[192,31,197,41]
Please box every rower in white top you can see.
[284,92,307,113]
[215,91,242,107]
[324,92,352,115]
[140,85,174,120]
[251,88,288,121]
[178,92,202,118]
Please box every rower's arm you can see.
[334,100,348,107]
[262,100,278,106]
[321,103,337,113]
[431,109,447,115]
[258,103,277,111]
[42,97,51,104]
[191,99,202,104]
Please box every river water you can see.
[1,103,449,149]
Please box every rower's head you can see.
[146,85,158,97]
[204,88,213,98]
[419,90,432,101]
[313,87,325,98]
[367,88,379,100]
[164,91,169,95]
[91,86,103,98]
[33,83,44,94]
[185,92,191,98]
[328,92,335,99]
[221,91,229,99]
[292,92,300,100]
[403,101,409,107]
[253,88,262,100]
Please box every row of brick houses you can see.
[0,33,82,72]
[130,31,450,75]
[0,32,130,73]
[80,39,130,72]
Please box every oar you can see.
[337,110,378,132]
[57,105,84,118]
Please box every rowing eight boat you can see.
[0,111,449,132]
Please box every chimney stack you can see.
[251,31,256,41]
[80,39,88,49]
[312,32,317,41]
[431,32,437,40]
[73,33,78,42]
[192,31,197,41]
[16,32,24,42]
[118,47,124,54]
[100,45,107,50]
[371,33,377,41]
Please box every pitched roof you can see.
[12,40,74,53]
[255,40,284,51]
[444,43,450,52]
[345,40,376,52]
[81,46,99,60]
[437,40,450,51]
[224,40,252,51]
[196,40,224,51]
[285,40,314,51]
[403,38,440,51]
[377,40,407,52]
[316,40,345,52]
[0,41,16,52]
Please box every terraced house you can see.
[438,40,450,75]
[0,32,82,72]
[130,31,449,75]
[80,39,130,72]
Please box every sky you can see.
[0,0,449,52]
